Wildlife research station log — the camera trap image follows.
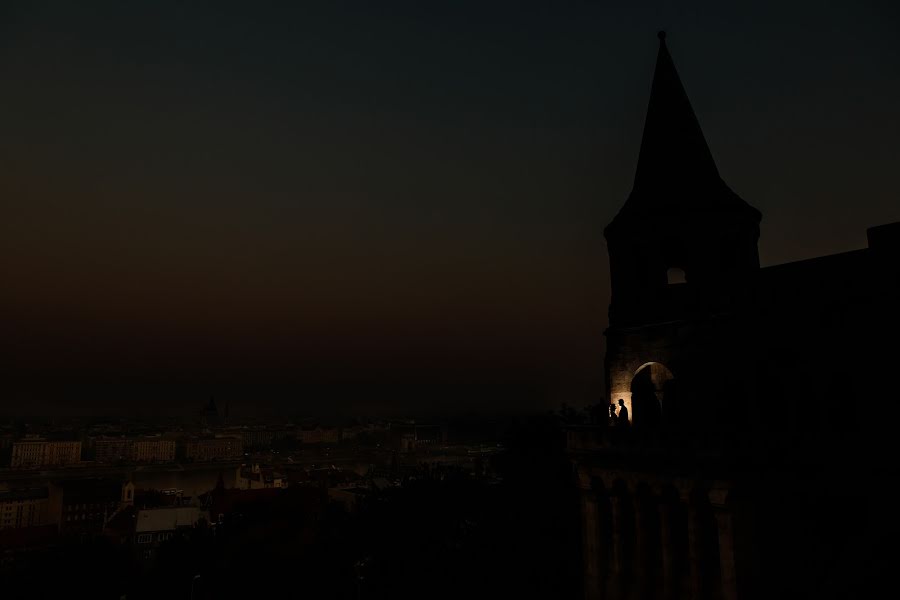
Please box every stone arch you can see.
[608,352,680,427]
[630,362,675,427]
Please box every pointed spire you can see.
[632,31,720,191]
[609,32,760,228]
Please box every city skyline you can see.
[2,6,898,598]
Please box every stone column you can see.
[609,493,627,578]
[577,467,606,600]
[607,488,637,600]
[687,501,704,600]
[634,488,664,600]
[710,488,737,600]
[658,499,676,599]
[581,489,604,600]
[633,493,648,580]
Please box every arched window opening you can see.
[631,362,676,426]
[667,267,687,285]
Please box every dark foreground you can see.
[3,415,582,600]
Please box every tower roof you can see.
[607,32,760,234]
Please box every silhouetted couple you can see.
[610,399,629,427]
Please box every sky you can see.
[1,1,898,417]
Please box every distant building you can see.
[104,503,209,566]
[93,437,132,463]
[184,435,242,462]
[0,486,49,530]
[391,423,447,452]
[48,478,134,535]
[412,425,445,447]
[132,437,176,463]
[340,424,365,441]
[328,474,393,513]
[43,440,81,467]
[241,427,275,450]
[237,464,286,490]
[298,424,340,445]
[200,397,224,430]
[397,427,416,452]
[271,428,294,446]
[133,506,208,564]
[90,436,174,464]
[310,466,363,490]
[11,438,81,469]
[328,486,368,513]
[10,438,44,469]
[201,484,326,540]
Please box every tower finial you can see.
[606,30,761,235]
[657,30,666,41]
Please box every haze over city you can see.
[3,1,898,417]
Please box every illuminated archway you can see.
[630,362,675,426]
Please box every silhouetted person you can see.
[608,404,618,427]
[616,399,629,427]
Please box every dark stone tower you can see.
[605,32,761,329]
[604,32,762,427]
[571,32,900,600]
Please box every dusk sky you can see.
[2,1,898,416]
